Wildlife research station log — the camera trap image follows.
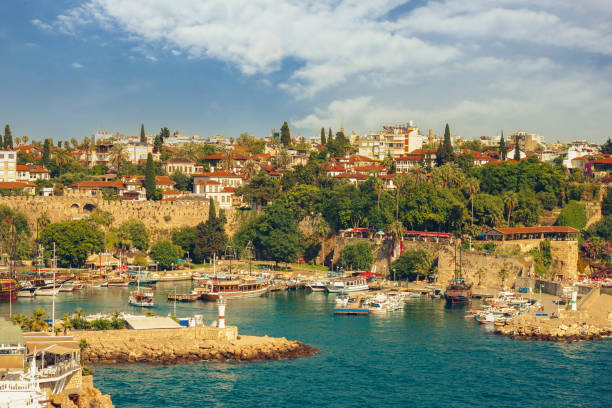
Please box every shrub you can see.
[556,200,587,230]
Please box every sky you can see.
[1,0,611,143]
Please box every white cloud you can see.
[71,62,84,69]
[31,19,52,31]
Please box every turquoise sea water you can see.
[2,283,610,407]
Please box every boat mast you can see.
[52,242,56,336]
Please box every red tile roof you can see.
[325,164,346,171]
[155,175,176,185]
[222,187,236,193]
[71,181,125,189]
[354,164,385,173]
[16,164,50,173]
[0,181,35,189]
[333,173,367,180]
[487,226,579,234]
[193,170,242,178]
[193,180,221,185]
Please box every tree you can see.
[601,138,612,154]
[0,205,31,260]
[498,267,509,288]
[236,172,280,209]
[3,125,13,149]
[314,219,331,265]
[140,124,146,143]
[144,153,156,200]
[42,139,52,166]
[241,159,258,181]
[472,193,504,227]
[436,123,454,166]
[503,191,518,227]
[170,171,193,191]
[172,226,197,255]
[280,121,291,146]
[602,188,612,216]
[108,145,124,172]
[149,240,181,270]
[40,220,104,267]
[499,131,506,160]
[118,219,150,251]
[556,201,587,230]
[327,128,333,145]
[252,202,302,265]
[513,138,521,161]
[392,249,433,281]
[340,242,374,271]
[193,199,227,263]
[393,173,410,220]
[320,128,326,145]
[465,178,480,226]
[154,134,163,153]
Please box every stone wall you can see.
[492,239,578,278]
[0,195,240,241]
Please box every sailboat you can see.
[128,269,154,307]
[444,239,473,304]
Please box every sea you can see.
[1,282,610,408]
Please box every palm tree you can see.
[389,220,405,273]
[498,267,509,288]
[15,137,21,146]
[55,149,70,176]
[70,138,79,149]
[11,313,28,330]
[78,339,89,365]
[466,178,480,226]
[29,308,48,332]
[276,148,290,170]
[22,135,29,145]
[242,159,258,180]
[108,145,125,173]
[36,212,51,243]
[372,177,385,210]
[393,173,409,220]
[503,191,518,227]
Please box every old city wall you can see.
[328,237,578,288]
[0,195,240,241]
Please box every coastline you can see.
[72,328,318,364]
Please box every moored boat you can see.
[326,277,369,293]
[307,281,328,292]
[0,278,19,301]
[196,276,269,300]
[128,288,155,307]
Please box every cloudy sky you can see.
[1,0,611,142]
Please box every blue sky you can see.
[1,0,611,143]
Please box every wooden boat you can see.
[196,276,269,300]
[0,278,19,301]
[167,292,200,302]
[326,277,369,293]
[445,243,472,304]
[107,277,130,287]
[128,288,155,307]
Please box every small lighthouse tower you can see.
[217,296,226,329]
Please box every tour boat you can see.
[326,277,369,293]
[445,244,472,304]
[0,278,19,301]
[17,289,36,298]
[196,276,269,300]
[128,288,155,307]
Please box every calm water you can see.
[2,283,611,407]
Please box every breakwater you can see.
[72,328,317,364]
[495,311,611,341]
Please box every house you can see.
[325,164,346,177]
[333,172,367,185]
[163,157,204,175]
[0,181,36,195]
[70,180,125,196]
[155,176,176,191]
[203,152,249,172]
[192,170,243,208]
[16,164,51,181]
[14,144,43,159]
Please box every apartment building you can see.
[356,125,423,160]
[0,150,17,182]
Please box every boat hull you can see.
[199,286,269,300]
[333,308,370,315]
[326,285,369,293]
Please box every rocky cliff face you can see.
[49,375,114,408]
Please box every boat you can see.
[17,289,35,298]
[33,285,61,296]
[307,281,328,292]
[128,287,155,307]
[58,281,83,292]
[326,277,369,293]
[107,277,130,287]
[445,243,472,304]
[0,278,19,301]
[196,276,269,300]
[333,295,370,315]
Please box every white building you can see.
[192,170,243,208]
[356,125,422,160]
[563,141,600,169]
[0,150,17,182]
[16,164,51,181]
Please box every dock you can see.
[167,293,200,302]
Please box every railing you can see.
[38,360,80,380]
[0,381,37,392]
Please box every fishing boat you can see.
[0,278,19,301]
[34,285,61,296]
[107,276,130,287]
[128,287,155,307]
[333,295,370,315]
[445,243,472,304]
[196,276,269,300]
[326,277,369,293]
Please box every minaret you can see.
[428,129,434,146]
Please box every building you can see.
[16,164,51,181]
[510,131,546,152]
[192,170,243,208]
[155,176,177,191]
[122,142,156,164]
[483,226,579,241]
[563,141,601,169]
[163,157,204,175]
[0,150,17,182]
[356,124,423,160]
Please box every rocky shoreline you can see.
[72,329,318,364]
[495,311,611,342]
[49,375,114,408]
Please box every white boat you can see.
[128,289,155,307]
[307,281,328,292]
[33,286,61,296]
[326,277,369,293]
[58,282,83,292]
[17,290,35,298]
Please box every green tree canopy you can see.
[193,199,227,263]
[144,153,156,200]
[601,138,612,154]
[3,124,13,149]
[280,121,291,146]
[320,128,326,145]
[170,171,193,191]
[40,220,104,267]
[499,131,506,160]
[0,205,31,260]
[252,202,302,265]
[118,219,150,251]
[556,200,587,230]
[140,124,146,143]
[172,226,198,256]
[436,123,455,166]
[340,242,374,271]
[149,240,182,270]
[236,172,280,209]
[391,249,433,280]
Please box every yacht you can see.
[307,281,328,292]
[128,287,155,307]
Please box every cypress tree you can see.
[514,138,521,161]
[280,121,291,146]
[42,139,52,166]
[328,128,333,144]
[4,125,13,149]
[436,123,454,166]
[320,128,326,145]
[208,197,216,221]
[140,124,146,143]
[499,131,506,160]
[0,128,3,149]
[144,153,156,200]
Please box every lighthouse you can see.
[217,296,226,329]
